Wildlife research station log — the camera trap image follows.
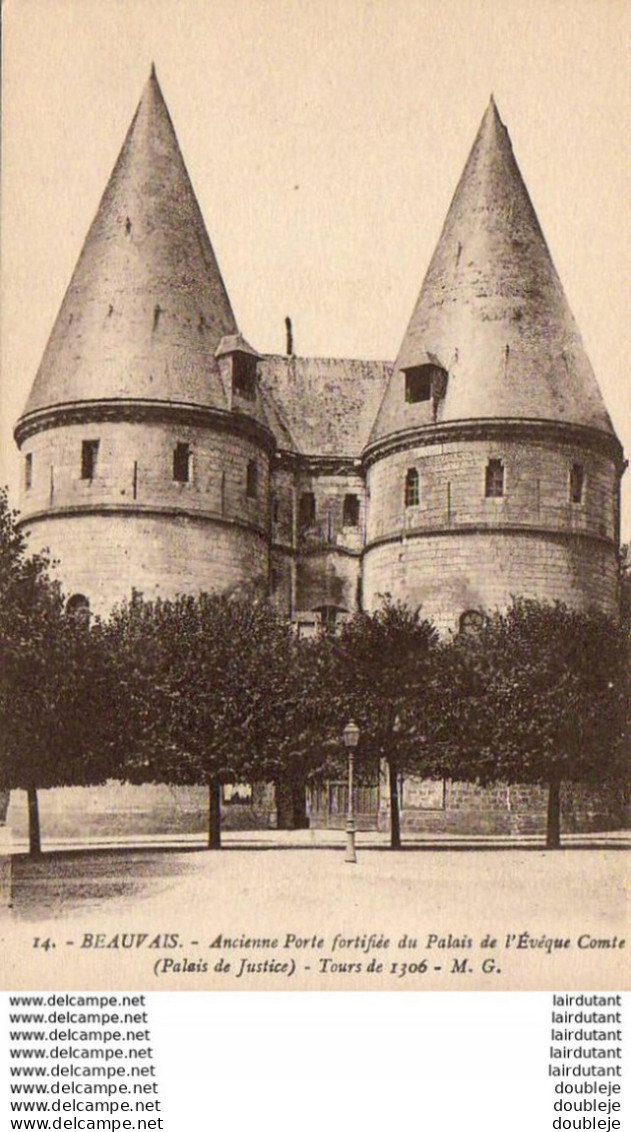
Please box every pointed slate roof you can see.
[20,67,238,420]
[369,98,616,448]
[259,356,391,457]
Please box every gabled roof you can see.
[19,67,237,420]
[258,356,392,458]
[369,98,616,448]
[215,334,260,359]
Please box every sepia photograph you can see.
[0,0,629,991]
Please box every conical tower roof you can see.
[20,67,238,420]
[369,98,616,448]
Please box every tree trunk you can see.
[275,779,293,830]
[387,754,401,850]
[208,777,222,849]
[274,778,308,830]
[546,778,562,850]
[27,786,42,857]
[291,780,309,829]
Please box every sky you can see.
[2,0,630,536]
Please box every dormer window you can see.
[404,363,447,405]
[173,442,191,483]
[232,354,257,401]
[570,463,584,504]
[404,367,432,403]
[246,460,258,499]
[404,468,420,507]
[485,459,504,498]
[81,440,99,480]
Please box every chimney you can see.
[285,316,294,356]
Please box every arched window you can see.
[246,460,258,499]
[67,593,90,627]
[459,609,486,636]
[404,468,420,507]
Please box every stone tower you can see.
[11,81,625,838]
[14,68,275,616]
[363,99,623,633]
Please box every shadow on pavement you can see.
[4,849,199,922]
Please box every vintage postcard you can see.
[1,0,628,992]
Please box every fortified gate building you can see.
[12,70,626,837]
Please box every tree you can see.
[439,599,630,848]
[0,489,112,854]
[254,629,348,828]
[104,590,301,848]
[310,598,441,849]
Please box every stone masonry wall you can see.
[8,782,278,840]
[269,464,365,617]
[20,420,270,532]
[19,420,270,614]
[364,434,618,630]
[294,470,366,555]
[296,551,361,615]
[366,436,617,545]
[377,779,626,835]
[363,529,618,633]
[22,511,268,617]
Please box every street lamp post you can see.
[343,720,360,864]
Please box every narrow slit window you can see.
[272,494,280,523]
[343,494,360,527]
[25,453,33,491]
[173,442,191,483]
[299,492,316,527]
[485,459,504,498]
[246,459,258,499]
[81,440,99,480]
[570,463,584,504]
[404,468,420,507]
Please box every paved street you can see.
[0,832,627,991]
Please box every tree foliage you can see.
[307,597,442,847]
[102,589,308,845]
[438,598,630,846]
[0,489,113,852]
[3,479,627,858]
